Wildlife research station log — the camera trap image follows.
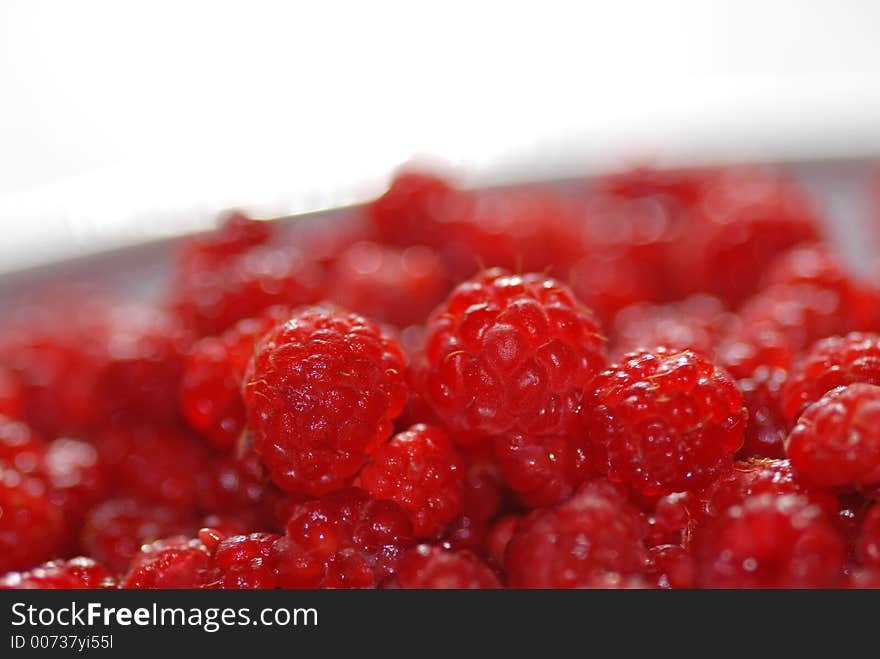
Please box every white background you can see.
[2,0,880,271]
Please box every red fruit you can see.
[180,306,289,449]
[701,458,837,518]
[243,305,408,496]
[569,252,653,325]
[274,487,415,589]
[505,480,649,588]
[45,438,110,541]
[329,242,450,328]
[694,493,845,588]
[359,424,463,537]
[1,557,114,590]
[782,333,880,423]
[736,366,789,459]
[96,425,211,508]
[196,453,274,522]
[441,457,505,553]
[648,544,696,589]
[0,463,65,573]
[587,348,746,496]
[384,544,500,589]
[203,532,282,589]
[492,431,593,508]
[0,368,22,419]
[80,498,196,574]
[121,536,210,589]
[786,384,880,491]
[674,169,823,306]
[176,211,273,270]
[422,268,606,442]
[857,504,880,569]
[612,294,732,359]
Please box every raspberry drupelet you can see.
[782,333,880,424]
[384,544,500,589]
[358,424,463,538]
[505,480,649,588]
[242,304,408,496]
[272,487,414,589]
[180,306,290,450]
[1,558,114,590]
[786,384,880,491]
[121,537,210,589]
[421,268,607,442]
[694,493,845,588]
[587,348,746,496]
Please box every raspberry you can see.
[505,480,649,588]
[121,536,210,589]
[80,498,196,574]
[243,305,408,496]
[0,367,22,419]
[274,487,414,588]
[648,544,696,589]
[701,458,837,518]
[96,424,210,508]
[786,384,880,491]
[0,463,65,573]
[203,532,282,589]
[180,306,290,449]
[1,558,114,590]
[857,504,880,569]
[492,431,593,508]
[587,348,746,496]
[694,493,845,588]
[358,424,463,537]
[422,268,606,442]
[384,544,500,589]
[612,295,732,359]
[736,366,789,459]
[782,333,880,423]
[329,242,450,328]
[674,169,823,306]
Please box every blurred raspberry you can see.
[384,544,500,589]
[736,365,789,459]
[243,305,408,496]
[121,536,210,589]
[44,438,110,545]
[505,480,649,588]
[1,557,114,590]
[180,306,290,450]
[694,493,845,588]
[359,424,463,537]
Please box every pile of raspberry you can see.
[3,164,880,589]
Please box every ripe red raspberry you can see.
[384,544,500,589]
[80,498,196,573]
[492,431,593,508]
[648,544,696,589]
[782,333,880,423]
[587,348,746,496]
[694,493,845,588]
[786,384,880,491]
[673,169,823,306]
[96,424,211,508]
[121,536,210,589]
[0,367,22,419]
[612,294,732,359]
[273,487,414,589]
[0,557,114,590]
[180,306,290,450]
[0,463,65,573]
[243,305,408,496]
[358,424,463,537]
[88,304,194,426]
[202,532,282,589]
[505,480,649,588]
[422,268,606,442]
[701,458,837,518]
[857,504,880,569]
[329,242,450,328]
